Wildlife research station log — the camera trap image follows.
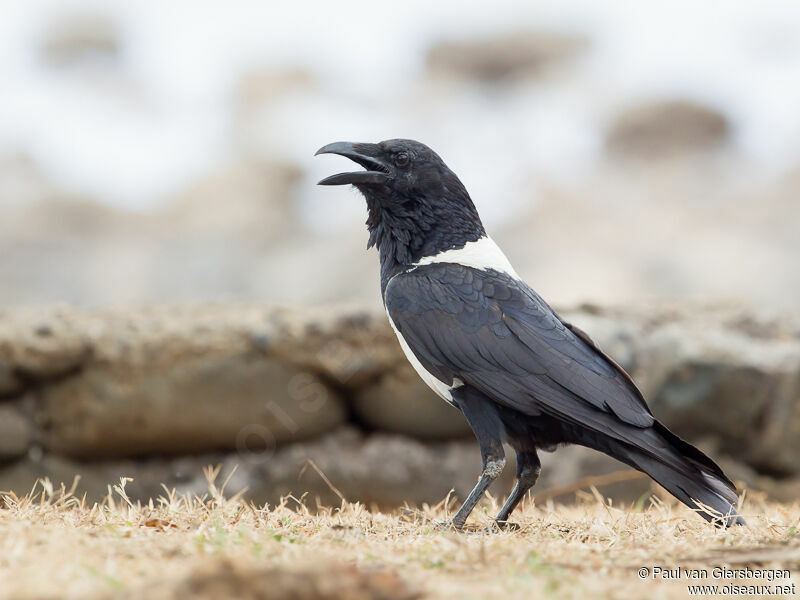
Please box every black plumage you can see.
[316,138,745,529]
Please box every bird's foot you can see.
[491,519,520,532]
[459,521,518,534]
[431,519,464,532]
[431,519,517,534]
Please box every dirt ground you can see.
[0,470,798,600]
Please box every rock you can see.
[352,366,472,439]
[0,403,32,460]
[3,430,489,508]
[3,428,785,511]
[206,428,500,509]
[1,303,398,445]
[5,428,488,508]
[427,29,588,82]
[0,453,218,504]
[606,100,729,157]
[0,454,109,501]
[39,13,120,67]
[0,307,91,384]
[635,313,800,476]
[5,301,394,383]
[39,353,346,457]
[0,363,22,397]
[195,429,652,510]
[1,303,799,489]
[262,306,403,388]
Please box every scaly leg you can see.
[494,450,540,527]
[448,387,506,530]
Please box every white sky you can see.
[1,0,800,228]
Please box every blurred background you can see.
[1,0,798,309]
[1,1,799,509]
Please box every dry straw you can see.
[1,467,798,599]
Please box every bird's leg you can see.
[450,454,506,530]
[449,387,506,530]
[494,450,540,528]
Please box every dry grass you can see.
[1,467,798,600]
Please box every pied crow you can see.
[316,139,745,529]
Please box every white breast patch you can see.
[386,311,462,405]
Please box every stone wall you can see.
[1,303,798,507]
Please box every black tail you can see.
[622,422,745,527]
[572,420,745,527]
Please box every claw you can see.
[493,520,520,531]
[431,519,461,532]
[431,520,514,535]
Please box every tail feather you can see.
[652,421,736,490]
[625,448,746,527]
[569,419,745,527]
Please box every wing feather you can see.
[385,263,654,430]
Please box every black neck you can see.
[365,195,485,296]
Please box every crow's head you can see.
[316,139,485,275]
[316,139,449,194]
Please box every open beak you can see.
[315,142,391,185]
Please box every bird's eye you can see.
[394,152,409,167]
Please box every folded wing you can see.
[385,263,656,434]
